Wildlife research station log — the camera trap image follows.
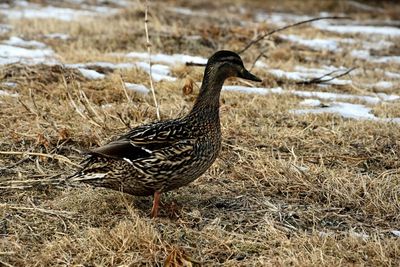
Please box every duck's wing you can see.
[88,120,193,161]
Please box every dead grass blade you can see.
[144,0,161,120]
[0,204,75,219]
[0,151,80,167]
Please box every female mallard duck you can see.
[70,50,261,217]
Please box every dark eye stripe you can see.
[216,56,242,65]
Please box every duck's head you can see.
[205,50,262,83]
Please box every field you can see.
[1,0,400,266]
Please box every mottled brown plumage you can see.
[70,50,261,217]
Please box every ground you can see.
[0,0,400,266]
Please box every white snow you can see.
[316,24,400,36]
[351,50,400,64]
[0,24,12,34]
[167,7,209,17]
[255,61,268,68]
[222,85,399,104]
[124,83,149,94]
[135,62,176,82]
[3,37,47,49]
[126,52,208,65]
[385,72,400,79]
[78,68,105,80]
[283,34,339,51]
[373,56,400,64]
[299,99,321,107]
[293,101,400,123]
[223,85,283,95]
[44,33,70,40]
[0,89,18,97]
[268,68,352,85]
[255,12,312,27]
[372,81,394,89]
[1,82,17,88]
[362,40,393,50]
[292,102,376,120]
[290,90,399,104]
[67,62,136,70]
[1,4,118,21]
[67,61,176,81]
[391,230,400,237]
[0,44,56,65]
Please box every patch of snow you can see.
[67,61,175,81]
[391,230,400,237]
[313,21,400,36]
[351,49,370,60]
[351,50,400,64]
[349,230,369,240]
[292,101,400,123]
[135,62,176,82]
[0,24,12,34]
[78,68,105,80]
[126,52,207,65]
[223,84,399,105]
[292,102,376,120]
[101,103,113,109]
[255,61,268,68]
[0,89,18,97]
[268,69,352,85]
[283,34,339,51]
[0,44,56,65]
[223,86,283,95]
[167,7,209,17]
[44,33,70,40]
[67,62,135,70]
[385,71,400,79]
[290,90,399,104]
[373,56,400,64]
[372,81,394,89]
[2,4,118,21]
[375,93,400,102]
[124,83,149,94]
[255,12,312,27]
[3,36,46,49]
[1,82,17,88]
[299,99,321,107]
[362,40,393,50]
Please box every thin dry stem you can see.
[239,16,351,54]
[144,0,161,120]
[0,151,80,167]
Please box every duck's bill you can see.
[239,69,262,82]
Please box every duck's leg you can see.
[150,191,161,218]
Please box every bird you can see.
[69,50,262,218]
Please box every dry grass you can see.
[1,0,400,266]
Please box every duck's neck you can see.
[190,67,225,116]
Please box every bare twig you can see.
[296,67,357,85]
[249,49,268,71]
[0,151,80,167]
[238,16,351,54]
[144,0,161,120]
[63,77,102,128]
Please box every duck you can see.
[69,50,262,217]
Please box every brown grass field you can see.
[0,0,400,266]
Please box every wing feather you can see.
[87,119,194,161]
